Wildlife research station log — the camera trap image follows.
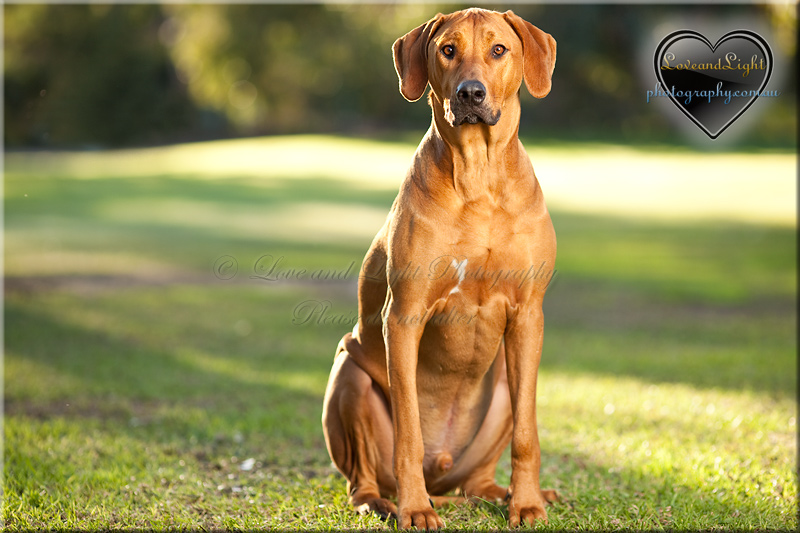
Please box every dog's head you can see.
[392,8,556,128]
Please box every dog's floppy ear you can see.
[392,13,445,102]
[503,11,556,98]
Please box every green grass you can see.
[4,135,797,530]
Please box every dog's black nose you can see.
[456,80,486,105]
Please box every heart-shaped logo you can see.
[653,30,773,139]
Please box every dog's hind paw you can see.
[354,497,397,521]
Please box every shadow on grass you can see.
[5,174,397,276]
[4,287,342,450]
[6,174,399,214]
[5,280,795,528]
[7,171,796,295]
[5,173,796,398]
[542,279,796,399]
[4,145,796,528]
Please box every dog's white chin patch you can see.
[443,99,458,126]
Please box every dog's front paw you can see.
[397,500,444,530]
[507,496,547,528]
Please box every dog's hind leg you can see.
[322,334,397,519]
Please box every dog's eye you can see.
[441,45,455,58]
[492,44,507,57]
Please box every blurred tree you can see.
[3,3,795,148]
[4,4,197,146]
[161,3,447,135]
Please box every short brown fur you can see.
[322,8,558,529]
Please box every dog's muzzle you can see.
[446,80,501,126]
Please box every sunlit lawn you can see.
[3,136,797,530]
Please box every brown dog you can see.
[322,8,557,529]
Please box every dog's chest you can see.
[435,216,543,301]
[416,249,526,368]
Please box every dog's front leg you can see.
[383,290,444,530]
[504,303,549,528]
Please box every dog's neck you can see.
[427,92,524,203]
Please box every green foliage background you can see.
[3,3,797,529]
[4,3,797,147]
